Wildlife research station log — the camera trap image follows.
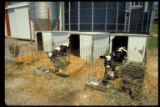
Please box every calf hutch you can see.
[109,33,150,65]
[35,31,110,61]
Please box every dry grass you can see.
[12,51,55,70]
[5,50,158,105]
[58,55,87,75]
[5,51,56,82]
[144,56,158,96]
[20,45,35,51]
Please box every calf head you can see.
[100,55,112,68]
[114,47,128,62]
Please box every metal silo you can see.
[30,2,60,31]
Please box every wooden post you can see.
[48,8,50,31]
[29,8,32,44]
[5,2,11,37]
[5,10,11,37]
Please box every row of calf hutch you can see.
[35,31,150,65]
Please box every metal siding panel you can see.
[14,7,30,39]
[52,32,68,48]
[80,35,92,60]
[42,32,53,52]
[128,36,147,63]
[8,9,17,38]
[93,34,109,60]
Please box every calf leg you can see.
[110,66,116,78]
[50,56,53,61]
[104,67,108,81]
[102,67,108,85]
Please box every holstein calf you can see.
[59,43,69,56]
[115,47,127,62]
[100,47,128,80]
[48,43,69,60]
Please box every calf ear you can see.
[100,56,105,59]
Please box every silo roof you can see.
[5,2,29,9]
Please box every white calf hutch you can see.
[35,31,110,61]
[35,31,149,64]
[109,33,150,65]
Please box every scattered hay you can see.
[20,45,36,51]
[13,51,44,65]
[12,51,55,71]
[58,55,87,75]
[92,58,105,79]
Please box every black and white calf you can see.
[59,43,69,56]
[48,43,69,60]
[100,47,128,80]
[114,47,127,63]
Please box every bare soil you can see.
[5,37,35,59]
[152,34,158,38]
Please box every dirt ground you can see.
[5,37,35,59]
[5,37,158,106]
[152,34,158,38]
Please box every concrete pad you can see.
[85,77,114,92]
